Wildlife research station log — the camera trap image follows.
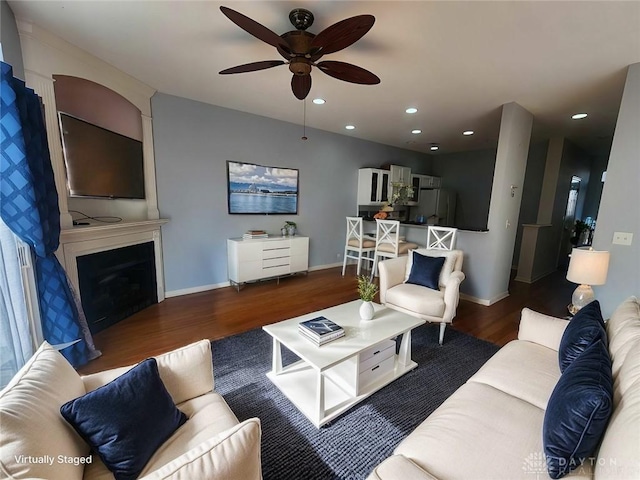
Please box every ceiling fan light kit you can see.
[219,6,380,100]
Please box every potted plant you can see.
[283,220,297,236]
[357,275,378,320]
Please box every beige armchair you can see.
[379,249,465,345]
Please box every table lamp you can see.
[566,247,610,314]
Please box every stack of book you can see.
[298,316,345,346]
[243,230,268,239]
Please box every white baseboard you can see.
[165,281,229,298]
[165,262,343,298]
[513,268,558,285]
[460,291,509,306]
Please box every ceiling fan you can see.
[219,6,380,100]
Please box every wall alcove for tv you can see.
[53,75,148,219]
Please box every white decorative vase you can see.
[359,301,375,321]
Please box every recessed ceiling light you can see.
[405,107,418,114]
[345,125,355,130]
[572,113,588,120]
[430,144,439,151]
[313,98,326,105]
[463,130,474,136]
[411,129,422,134]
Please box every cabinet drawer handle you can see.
[373,350,380,355]
[371,365,380,371]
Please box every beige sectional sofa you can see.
[1,340,262,480]
[369,297,640,480]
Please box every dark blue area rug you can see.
[212,323,499,480]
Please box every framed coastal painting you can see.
[226,161,299,214]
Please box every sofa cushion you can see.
[518,308,569,352]
[469,340,561,410]
[385,283,445,318]
[0,342,89,480]
[606,296,640,379]
[138,418,262,480]
[82,340,214,405]
[558,301,606,372]
[394,381,582,480]
[543,340,613,479]
[61,358,187,480]
[405,251,445,290]
[141,392,239,475]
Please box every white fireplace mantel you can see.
[58,219,169,303]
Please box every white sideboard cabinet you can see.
[227,236,309,289]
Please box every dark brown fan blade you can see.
[291,75,312,100]
[220,6,291,54]
[219,60,285,75]
[316,61,380,85]
[310,15,375,56]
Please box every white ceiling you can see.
[8,0,640,156]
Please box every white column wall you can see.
[592,63,640,317]
[458,102,533,304]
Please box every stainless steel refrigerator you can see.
[417,189,456,226]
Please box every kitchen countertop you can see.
[363,219,488,233]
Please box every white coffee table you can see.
[263,300,425,427]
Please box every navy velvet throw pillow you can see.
[60,358,187,480]
[406,252,445,290]
[558,300,606,372]
[543,340,613,479]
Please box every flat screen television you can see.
[58,112,145,199]
[227,160,299,214]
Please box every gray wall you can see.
[431,148,496,230]
[1,0,24,79]
[593,63,640,318]
[513,139,549,266]
[152,93,432,294]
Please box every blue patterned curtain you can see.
[1,61,96,366]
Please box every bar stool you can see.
[426,226,458,250]
[342,217,376,275]
[371,219,418,279]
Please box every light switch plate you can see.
[613,232,633,246]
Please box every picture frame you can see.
[226,160,299,215]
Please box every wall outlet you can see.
[613,232,633,246]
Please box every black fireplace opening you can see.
[77,242,158,334]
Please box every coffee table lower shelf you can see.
[266,356,418,428]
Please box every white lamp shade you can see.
[566,248,610,286]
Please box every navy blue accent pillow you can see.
[559,300,606,372]
[543,340,613,479]
[60,358,187,480]
[406,252,445,290]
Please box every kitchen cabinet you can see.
[422,175,441,189]
[357,168,390,205]
[407,174,423,205]
[390,165,411,185]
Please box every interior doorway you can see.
[558,176,581,268]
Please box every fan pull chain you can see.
[301,99,308,141]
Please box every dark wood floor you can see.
[79,265,574,374]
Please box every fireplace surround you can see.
[58,219,168,333]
